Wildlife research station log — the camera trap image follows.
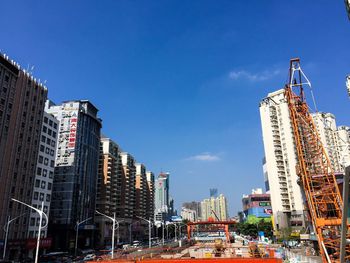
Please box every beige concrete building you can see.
[146,171,155,220]
[200,194,228,221]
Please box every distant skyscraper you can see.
[209,188,218,198]
[0,53,48,259]
[46,100,101,249]
[154,172,170,221]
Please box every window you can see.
[44,116,48,124]
[49,120,53,126]
[45,147,50,154]
[52,131,57,138]
[53,123,57,129]
[48,129,52,136]
[51,141,55,147]
[50,160,55,168]
[35,180,40,188]
[46,194,51,202]
[40,145,44,152]
[41,135,46,143]
[38,156,43,164]
[42,169,47,177]
[39,193,44,201]
[33,192,39,200]
[50,149,54,156]
[49,171,53,178]
[42,126,47,133]
[46,138,51,145]
[44,158,48,165]
[36,167,42,175]
[41,181,46,189]
[48,183,52,190]
[30,218,35,226]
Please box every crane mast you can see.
[285,58,350,262]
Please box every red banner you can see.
[26,237,52,249]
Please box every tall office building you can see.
[0,53,47,259]
[154,172,170,221]
[200,194,228,221]
[96,136,123,246]
[146,171,155,220]
[260,89,306,231]
[46,100,101,250]
[135,163,147,218]
[28,110,59,239]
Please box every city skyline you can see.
[1,1,350,214]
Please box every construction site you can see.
[79,59,350,263]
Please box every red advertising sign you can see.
[26,237,52,249]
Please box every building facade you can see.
[0,53,48,259]
[154,172,170,221]
[146,171,155,220]
[200,194,228,221]
[28,110,59,239]
[135,163,147,218]
[260,89,350,235]
[241,188,272,224]
[47,100,101,250]
[96,136,123,246]
[181,208,197,222]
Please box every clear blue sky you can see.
[2,1,350,215]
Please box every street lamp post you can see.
[136,216,152,248]
[11,199,48,263]
[75,217,92,256]
[96,211,117,259]
[2,214,26,260]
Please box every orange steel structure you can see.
[285,58,350,262]
[186,220,236,243]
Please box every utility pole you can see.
[12,199,48,263]
[2,214,26,260]
[75,217,92,256]
[340,166,350,262]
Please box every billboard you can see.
[171,216,183,222]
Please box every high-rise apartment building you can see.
[312,112,341,172]
[135,163,147,218]
[28,110,59,239]
[200,194,228,221]
[0,54,47,259]
[335,126,350,167]
[46,100,101,249]
[146,171,155,220]
[260,89,350,234]
[260,89,306,231]
[120,152,136,219]
[154,172,170,221]
[96,136,123,246]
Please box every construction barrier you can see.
[91,259,282,263]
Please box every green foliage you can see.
[233,219,273,238]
